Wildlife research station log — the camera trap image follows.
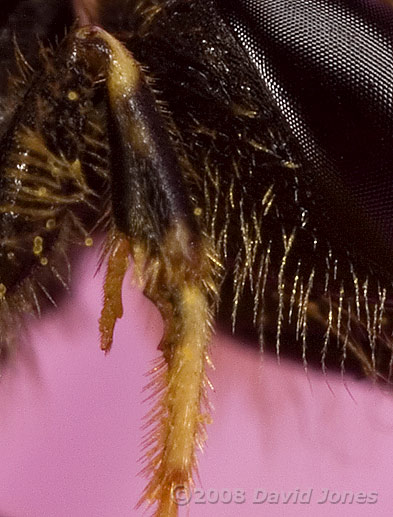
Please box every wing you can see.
[104,0,393,379]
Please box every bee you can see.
[1,0,393,515]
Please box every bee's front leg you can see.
[69,27,220,516]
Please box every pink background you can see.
[0,246,393,516]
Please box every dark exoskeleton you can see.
[1,0,393,515]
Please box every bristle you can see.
[288,259,301,324]
[276,229,296,361]
[340,301,351,375]
[13,35,34,79]
[337,282,344,347]
[322,296,333,374]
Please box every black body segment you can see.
[107,77,197,243]
[0,0,74,127]
[1,1,393,516]
[0,2,110,355]
[71,27,199,248]
[0,32,108,298]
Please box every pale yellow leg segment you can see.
[99,232,131,352]
[143,284,213,516]
[99,224,218,517]
[136,224,218,516]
